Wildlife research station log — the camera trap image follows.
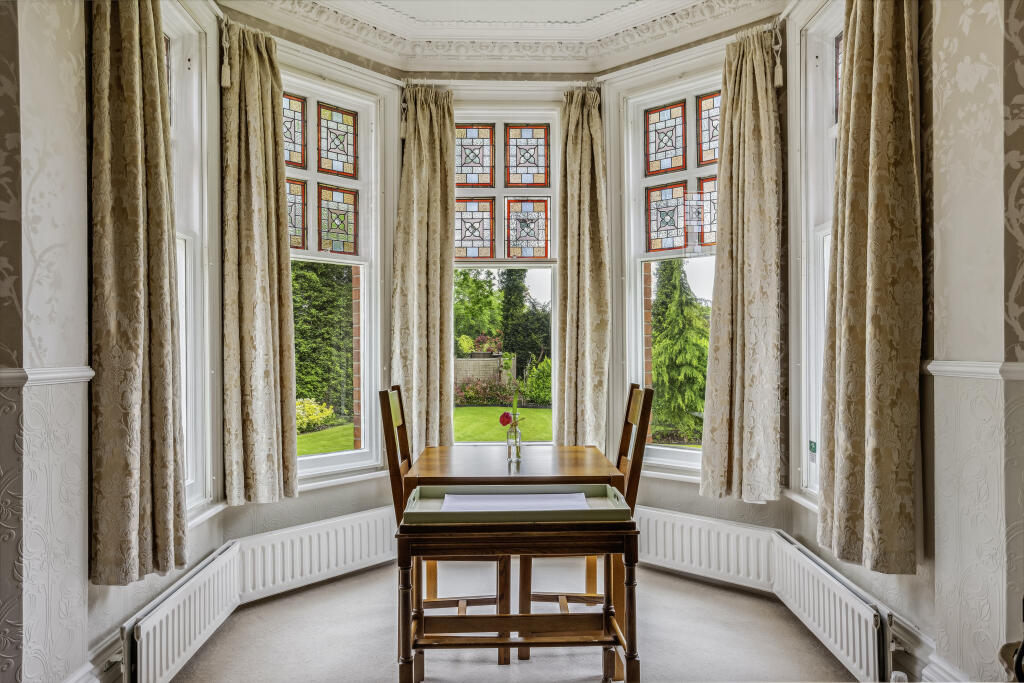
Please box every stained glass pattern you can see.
[698,176,717,246]
[506,198,549,258]
[456,124,495,187]
[505,124,549,187]
[286,179,306,249]
[696,91,721,166]
[455,198,495,259]
[318,102,358,179]
[318,183,358,255]
[283,93,306,168]
[644,100,685,176]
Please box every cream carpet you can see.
[174,558,853,682]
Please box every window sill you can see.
[188,500,228,529]
[782,488,820,513]
[640,465,701,485]
[297,465,389,493]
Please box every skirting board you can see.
[88,504,942,682]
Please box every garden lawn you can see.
[297,422,355,456]
[454,406,552,443]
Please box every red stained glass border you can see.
[504,124,550,188]
[644,180,687,253]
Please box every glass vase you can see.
[506,413,522,463]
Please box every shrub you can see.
[522,356,552,406]
[474,333,502,354]
[454,377,516,407]
[295,398,336,433]
[457,335,475,357]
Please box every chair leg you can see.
[497,555,511,665]
[585,555,598,595]
[518,556,532,661]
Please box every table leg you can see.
[624,541,640,682]
[613,554,625,680]
[398,547,413,683]
[602,554,615,683]
[425,560,438,600]
[497,555,511,665]
[518,556,532,661]
[586,555,598,595]
[413,559,424,683]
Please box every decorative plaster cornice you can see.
[258,0,769,64]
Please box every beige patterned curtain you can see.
[221,22,297,505]
[699,28,786,502]
[818,0,921,574]
[391,86,455,456]
[89,0,186,585]
[555,88,611,447]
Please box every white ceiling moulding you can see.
[219,0,786,74]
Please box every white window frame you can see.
[164,0,221,512]
[622,71,721,473]
[278,51,399,481]
[451,99,560,446]
[798,0,845,496]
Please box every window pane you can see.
[283,93,306,168]
[642,257,713,450]
[456,124,495,188]
[504,124,550,188]
[293,261,361,456]
[286,179,306,249]
[318,183,358,255]
[455,197,496,259]
[453,268,552,442]
[644,100,685,176]
[506,198,550,258]
[696,91,721,166]
[318,101,358,179]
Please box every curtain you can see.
[391,86,455,456]
[221,22,297,505]
[818,0,921,575]
[700,28,786,502]
[555,88,611,447]
[89,0,186,585]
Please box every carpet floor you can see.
[174,558,853,682]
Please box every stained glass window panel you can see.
[318,102,358,179]
[696,91,721,166]
[698,176,717,246]
[506,198,549,258]
[505,124,549,188]
[455,197,495,259]
[286,179,306,249]
[283,93,306,168]
[646,181,688,252]
[644,100,685,176]
[456,124,495,187]
[318,183,358,255]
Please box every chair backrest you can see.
[379,384,413,525]
[614,383,654,512]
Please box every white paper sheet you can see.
[440,492,589,512]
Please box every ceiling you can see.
[222,0,786,74]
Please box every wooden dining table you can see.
[403,443,630,680]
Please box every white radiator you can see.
[771,534,882,682]
[634,505,774,591]
[238,505,396,602]
[133,542,241,683]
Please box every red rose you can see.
[499,411,513,426]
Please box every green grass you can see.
[297,422,355,456]
[453,406,552,442]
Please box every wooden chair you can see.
[379,385,512,671]
[517,383,654,661]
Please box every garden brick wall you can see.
[454,355,515,385]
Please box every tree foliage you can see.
[453,269,503,347]
[650,259,710,444]
[499,269,550,380]
[292,261,354,418]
